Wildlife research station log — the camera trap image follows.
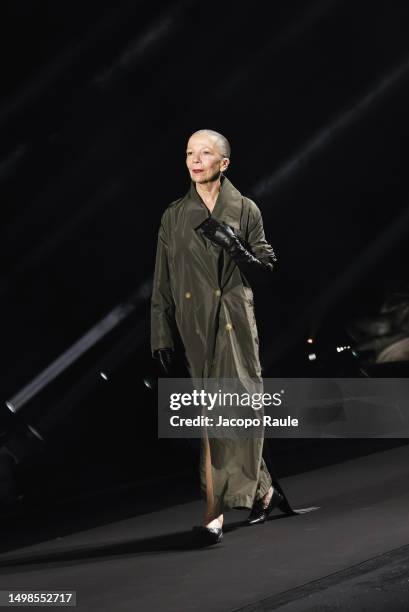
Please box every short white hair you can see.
[189,129,231,159]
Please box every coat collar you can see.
[183,174,243,230]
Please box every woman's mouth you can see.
[193,169,203,173]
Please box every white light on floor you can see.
[144,378,153,389]
[337,345,351,352]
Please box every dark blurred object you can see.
[0,407,46,506]
[300,283,409,377]
[346,284,409,364]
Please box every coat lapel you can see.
[183,174,243,231]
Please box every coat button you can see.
[214,289,221,296]
[185,292,192,298]
[225,323,233,331]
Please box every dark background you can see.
[1,0,409,506]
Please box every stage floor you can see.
[0,445,408,611]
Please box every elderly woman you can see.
[151,129,285,544]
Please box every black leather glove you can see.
[153,347,175,375]
[199,218,276,283]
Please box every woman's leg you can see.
[201,430,224,528]
[253,455,273,504]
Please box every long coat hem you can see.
[214,487,273,513]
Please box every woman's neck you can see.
[195,176,222,212]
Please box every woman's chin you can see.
[191,174,206,183]
[190,171,220,184]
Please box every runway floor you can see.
[0,444,408,611]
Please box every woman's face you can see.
[186,134,229,184]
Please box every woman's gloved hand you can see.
[153,347,175,375]
[199,217,275,272]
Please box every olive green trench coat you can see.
[151,174,277,515]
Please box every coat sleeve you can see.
[150,210,176,356]
[235,199,277,288]
[246,199,278,267]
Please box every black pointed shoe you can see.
[192,525,223,545]
[246,487,285,525]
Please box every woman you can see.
[151,129,285,545]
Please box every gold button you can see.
[185,292,191,299]
[225,323,233,331]
[214,289,221,296]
